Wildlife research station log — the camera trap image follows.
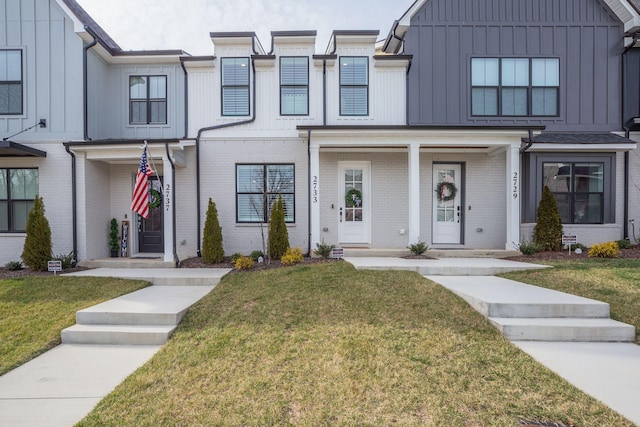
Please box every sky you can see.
[75,0,412,55]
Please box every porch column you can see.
[408,143,421,245]
[505,144,520,250]
[162,155,174,263]
[310,144,321,251]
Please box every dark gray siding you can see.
[405,0,625,130]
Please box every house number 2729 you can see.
[512,172,518,199]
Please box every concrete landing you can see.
[64,268,231,286]
[347,257,548,275]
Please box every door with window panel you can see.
[338,162,370,244]
[432,164,462,244]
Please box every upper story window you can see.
[222,57,250,116]
[0,168,38,232]
[280,57,308,116]
[0,50,23,115]
[340,57,368,116]
[130,76,167,124]
[236,164,295,223]
[471,58,559,117]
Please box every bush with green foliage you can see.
[4,261,22,271]
[569,243,588,252]
[616,239,632,250]
[202,198,224,264]
[250,250,264,262]
[52,251,77,269]
[533,185,563,251]
[407,240,428,256]
[234,256,254,270]
[268,195,289,260]
[21,196,52,271]
[588,241,620,258]
[281,247,304,266]
[314,240,336,259]
[518,240,542,256]
[230,253,244,263]
[109,218,119,252]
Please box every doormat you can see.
[519,420,574,427]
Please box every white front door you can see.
[338,162,371,244]
[432,164,462,244]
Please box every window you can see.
[129,76,167,124]
[0,50,23,115]
[222,58,250,116]
[543,162,604,224]
[0,169,38,232]
[280,57,308,116]
[471,58,559,116]
[236,164,294,223]
[340,57,368,116]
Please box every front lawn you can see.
[501,258,640,343]
[0,276,149,376]
[78,262,632,426]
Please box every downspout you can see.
[195,51,258,256]
[64,144,78,260]
[82,26,98,141]
[179,57,189,139]
[621,33,638,239]
[165,143,180,267]
[519,129,534,153]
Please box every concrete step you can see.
[64,268,231,286]
[61,324,177,345]
[490,318,636,342]
[342,248,521,258]
[79,258,175,269]
[75,286,212,325]
[430,276,610,318]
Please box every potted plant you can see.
[109,218,119,257]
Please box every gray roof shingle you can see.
[531,132,635,144]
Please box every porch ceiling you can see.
[64,140,194,166]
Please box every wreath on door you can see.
[345,188,363,207]
[435,181,457,202]
[149,188,162,210]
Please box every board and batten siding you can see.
[405,0,625,131]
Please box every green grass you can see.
[0,276,149,376]
[501,258,640,343]
[78,262,632,426]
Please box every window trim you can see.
[280,56,309,116]
[0,168,38,233]
[339,56,369,117]
[0,49,24,116]
[235,163,295,224]
[129,75,168,125]
[471,57,559,118]
[221,57,250,117]
[522,153,615,224]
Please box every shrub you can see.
[4,261,22,271]
[533,185,563,251]
[250,250,264,262]
[314,240,336,259]
[569,243,588,252]
[616,239,632,250]
[234,256,254,270]
[518,240,542,256]
[230,253,244,262]
[268,195,289,260]
[202,198,224,264]
[52,251,77,269]
[109,218,119,252]
[407,240,428,256]
[21,196,52,271]
[588,241,620,258]
[281,247,304,266]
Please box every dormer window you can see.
[129,76,167,124]
[221,57,250,116]
[280,57,308,116]
[340,57,368,116]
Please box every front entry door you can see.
[338,162,371,244]
[138,177,163,253]
[432,164,462,244]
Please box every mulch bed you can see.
[179,256,340,273]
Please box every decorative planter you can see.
[110,249,119,258]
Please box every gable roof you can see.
[383,0,640,53]
[58,0,121,52]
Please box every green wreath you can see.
[345,188,363,208]
[149,188,162,210]
[435,181,457,202]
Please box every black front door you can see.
[138,177,163,253]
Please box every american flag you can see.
[131,146,153,219]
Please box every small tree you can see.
[202,197,224,263]
[533,185,563,251]
[268,195,289,260]
[21,196,52,271]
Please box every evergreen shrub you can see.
[202,198,224,264]
[21,196,52,271]
[533,186,563,251]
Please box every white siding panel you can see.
[188,69,217,134]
